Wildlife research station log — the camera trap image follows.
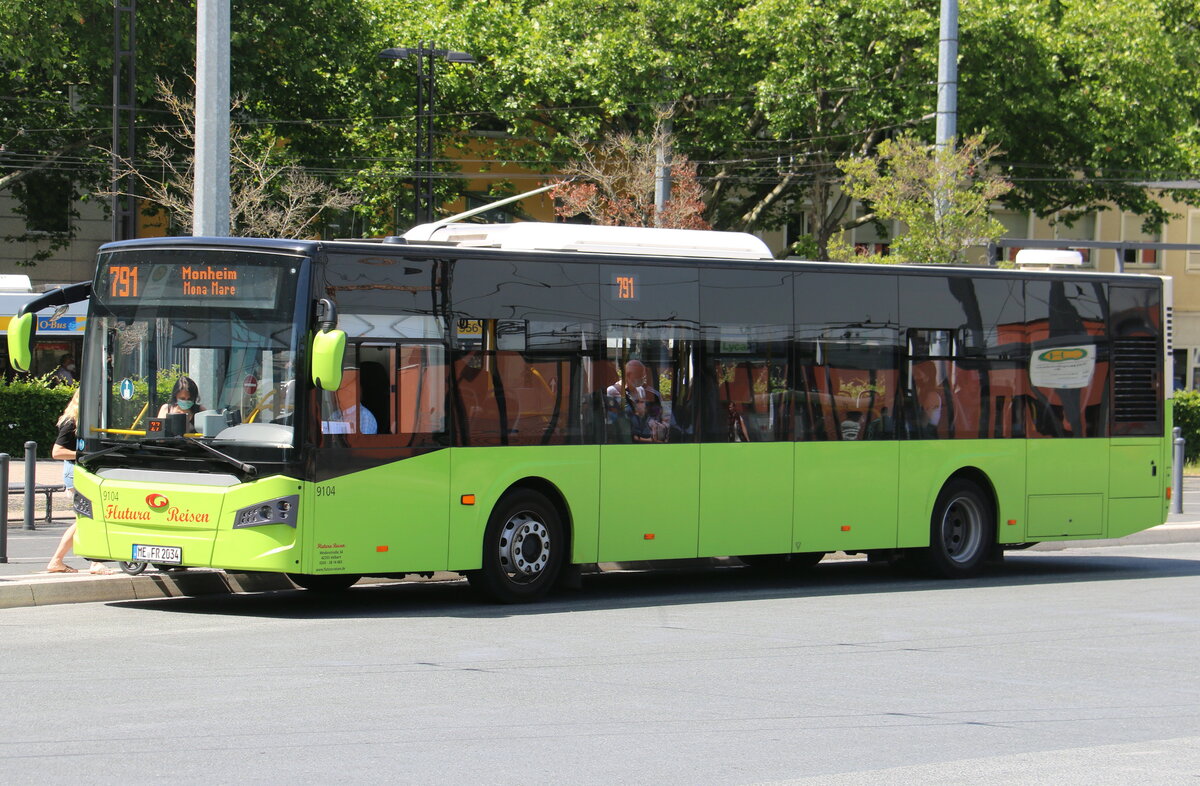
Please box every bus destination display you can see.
[100,261,282,309]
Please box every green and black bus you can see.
[7,222,1171,601]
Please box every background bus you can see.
[0,274,86,380]
[10,224,1170,602]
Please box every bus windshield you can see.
[80,248,309,468]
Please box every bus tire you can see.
[468,489,564,603]
[286,573,360,592]
[919,479,994,579]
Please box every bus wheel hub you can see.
[499,513,550,577]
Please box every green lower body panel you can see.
[598,444,699,562]
[72,466,304,573]
[795,441,900,552]
[1107,438,1168,540]
[700,442,792,557]
[447,445,600,570]
[1027,493,1103,538]
[69,432,1169,578]
[308,452,450,574]
[896,440,1027,548]
[1108,496,1166,539]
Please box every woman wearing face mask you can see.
[158,376,206,424]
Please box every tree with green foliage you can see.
[1171,389,1200,464]
[733,0,938,253]
[958,0,1200,230]
[0,375,75,457]
[737,0,1200,255]
[837,133,1012,265]
[472,0,1200,254]
[5,0,1200,258]
[1,0,388,255]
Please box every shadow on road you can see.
[108,549,1200,621]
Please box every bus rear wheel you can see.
[468,489,564,603]
[920,479,993,579]
[286,573,361,592]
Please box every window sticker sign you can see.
[1030,346,1095,389]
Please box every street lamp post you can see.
[379,44,476,228]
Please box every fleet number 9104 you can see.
[316,485,336,497]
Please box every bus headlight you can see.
[233,494,299,529]
[73,491,93,519]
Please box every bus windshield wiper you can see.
[83,439,183,462]
[183,436,257,477]
[82,443,131,461]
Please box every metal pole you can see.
[934,0,958,227]
[194,0,231,236]
[111,0,138,241]
[426,49,436,224]
[654,115,672,224]
[935,0,958,151]
[23,441,36,530]
[1173,426,1184,515]
[413,44,423,225]
[0,453,9,563]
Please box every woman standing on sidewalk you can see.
[45,390,111,574]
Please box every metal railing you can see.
[0,453,8,563]
[1174,427,1185,515]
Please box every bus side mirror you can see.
[6,312,34,372]
[311,329,346,391]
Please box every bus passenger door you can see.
[598,349,700,562]
[698,359,795,557]
[695,267,797,558]
[310,341,450,574]
[792,272,902,553]
[598,267,700,562]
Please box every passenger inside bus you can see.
[606,359,668,443]
[324,367,378,435]
[158,376,207,428]
[865,406,895,439]
[915,390,943,439]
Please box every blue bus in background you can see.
[0,275,87,379]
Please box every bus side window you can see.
[400,344,446,441]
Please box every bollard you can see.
[0,453,8,563]
[1173,427,1185,515]
[23,441,36,530]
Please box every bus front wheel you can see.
[920,479,993,579]
[286,573,361,592]
[469,489,564,603]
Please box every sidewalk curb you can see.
[1029,522,1200,551]
[0,570,462,610]
[0,570,298,610]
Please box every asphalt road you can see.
[2,540,1198,783]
